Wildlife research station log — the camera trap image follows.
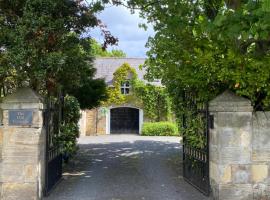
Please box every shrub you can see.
[59,95,81,162]
[141,122,179,136]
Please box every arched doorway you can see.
[110,107,139,134]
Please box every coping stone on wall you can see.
[0,87,44,110]
[209,90,253,112]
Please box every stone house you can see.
[79,57,161,136]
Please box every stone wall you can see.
[96,111,106,135]
[79,110,86,136]
[85,109,97,136]
[252,112,270,199]
[209,91,270,200]
[0,88,46,200]
[82,108,106,136]
[80,106,145,136]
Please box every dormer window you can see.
[121,81,130,95]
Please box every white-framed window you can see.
[121,80,130,95]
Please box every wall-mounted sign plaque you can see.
[9,110,33,126]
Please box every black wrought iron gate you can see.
[44,96,64,196]
[182,92,210,196]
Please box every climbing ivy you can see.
[103,63,173,122]
[134,81,173,122]
[104,63,138,105]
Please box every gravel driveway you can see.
[44,135,210,200]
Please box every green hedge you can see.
[59,95,81,162]
[141,122,179,136]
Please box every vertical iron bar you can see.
[182,91,186,182]
[44,95,63,197]
[205,102,210,195]
[182,91,210,196]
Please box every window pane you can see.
[125,81,130,87]
[121,88,125,94]
[126,88,130,94]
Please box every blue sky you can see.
[89,5,154,58]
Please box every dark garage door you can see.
[110,107,139,134]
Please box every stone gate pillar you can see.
[209,90,253,200]
[0,88,46,200]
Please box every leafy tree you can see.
[0,0,111,109]
[0,0,117,157]
[70,78,107,109]
[125,0,270,110]
[91,39,126,57]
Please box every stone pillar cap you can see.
[2,87,43,104]
[209,90,253,112]
[0,87,44,110]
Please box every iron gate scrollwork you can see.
[44,94,64,196]
[182,92,210,196]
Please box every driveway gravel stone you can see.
[44,135,210,200]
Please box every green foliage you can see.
[141,122,179,136]
[0,0,110,109]
[104,63,173,121]
[183,114,206,149]
[91,39,126,57]
[134,82,173,121]
[69,78,108,110]
[59,95,81,158]
[126,0,270,111]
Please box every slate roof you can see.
[94,58,161,86]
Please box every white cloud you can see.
[88,5,154,57]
